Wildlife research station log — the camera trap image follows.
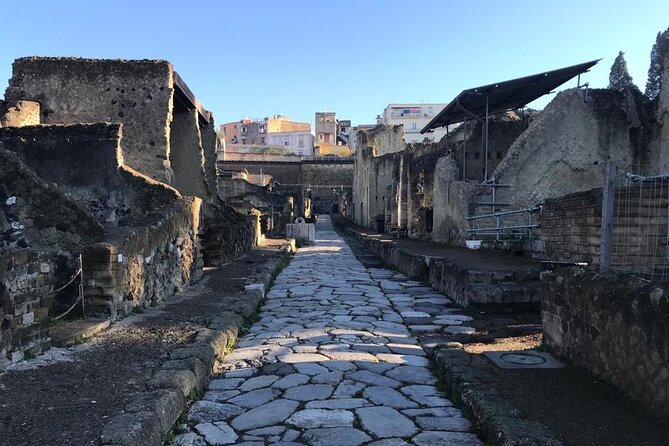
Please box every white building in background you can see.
[382,103,448,143]
[266,131,314,156]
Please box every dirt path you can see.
[0,245,284,446]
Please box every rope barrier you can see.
[51,268,82,294]
[50,255,85,321]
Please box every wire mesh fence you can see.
[607,164,669,282]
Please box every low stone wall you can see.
[201,203,259,266]
[542,268,669,415]
[0,249,65,364]
[337,219,540,307]
[82,197,202,319]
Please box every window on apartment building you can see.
[260,137,265,144]
[299,138,304,148]
[412,123,417,131]
[474,152,480,159]
[319,134,323,141]
[284,140,289,146]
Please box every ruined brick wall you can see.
[542,269,669,415]
[536,184,668,270]
[5,57,175,183]
[0,250,63,365]
[536,189,603,266]
[82,197,202,318]
[493,89,637,209]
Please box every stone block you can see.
[286,223,315,242]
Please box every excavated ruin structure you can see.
[0,57,259,365]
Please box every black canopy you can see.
[421,60,599,133]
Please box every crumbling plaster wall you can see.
[5,57,175,184]
[493,89,637,209]
[0,100,40,127]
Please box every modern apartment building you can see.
[382,103,448,143]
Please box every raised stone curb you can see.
[99,252,290,446]
[433,346,563,446]
[334,219,540,307]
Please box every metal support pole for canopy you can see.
[462,117,467,181]
[484,95,489,182]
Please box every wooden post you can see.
[600,161,615,273]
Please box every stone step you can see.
[50,318,111,347]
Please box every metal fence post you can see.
[600,161,615,273]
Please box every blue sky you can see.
[1,1,667,127]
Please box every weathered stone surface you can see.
[230,399,300,431]
[180,217,479,443]
[286,409,354,428]
[362,386,419,409]
[356,407,418,438]
[412,431,484,445]
[194,422,238,445]
[385,366,436,384]
[188,401,245,424]
[283,384,334,401]
[301,427,371,446]
[415,416,472,431]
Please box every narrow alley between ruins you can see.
[177,215,482,446]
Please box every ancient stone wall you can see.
[82,197,202,318]
[5,57,175,184]
[0,147,104,251]
[201,203,259,266]
[200,118,219,199]
[431,157,489,244]
[0,250,63,364]
[542,268,669,415]
[493,89,638,209]
[170,109,209,198]
[448,114,528,183]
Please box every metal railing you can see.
[466,207,541,240]
[600,162,669,281]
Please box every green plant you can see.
[164,430,175,444]
[187,388,201,403]
[73,335,89,345]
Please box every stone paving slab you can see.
[177,216,483,446]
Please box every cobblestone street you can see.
[178,216,482,445]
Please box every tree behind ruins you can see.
[645,27,669,100]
